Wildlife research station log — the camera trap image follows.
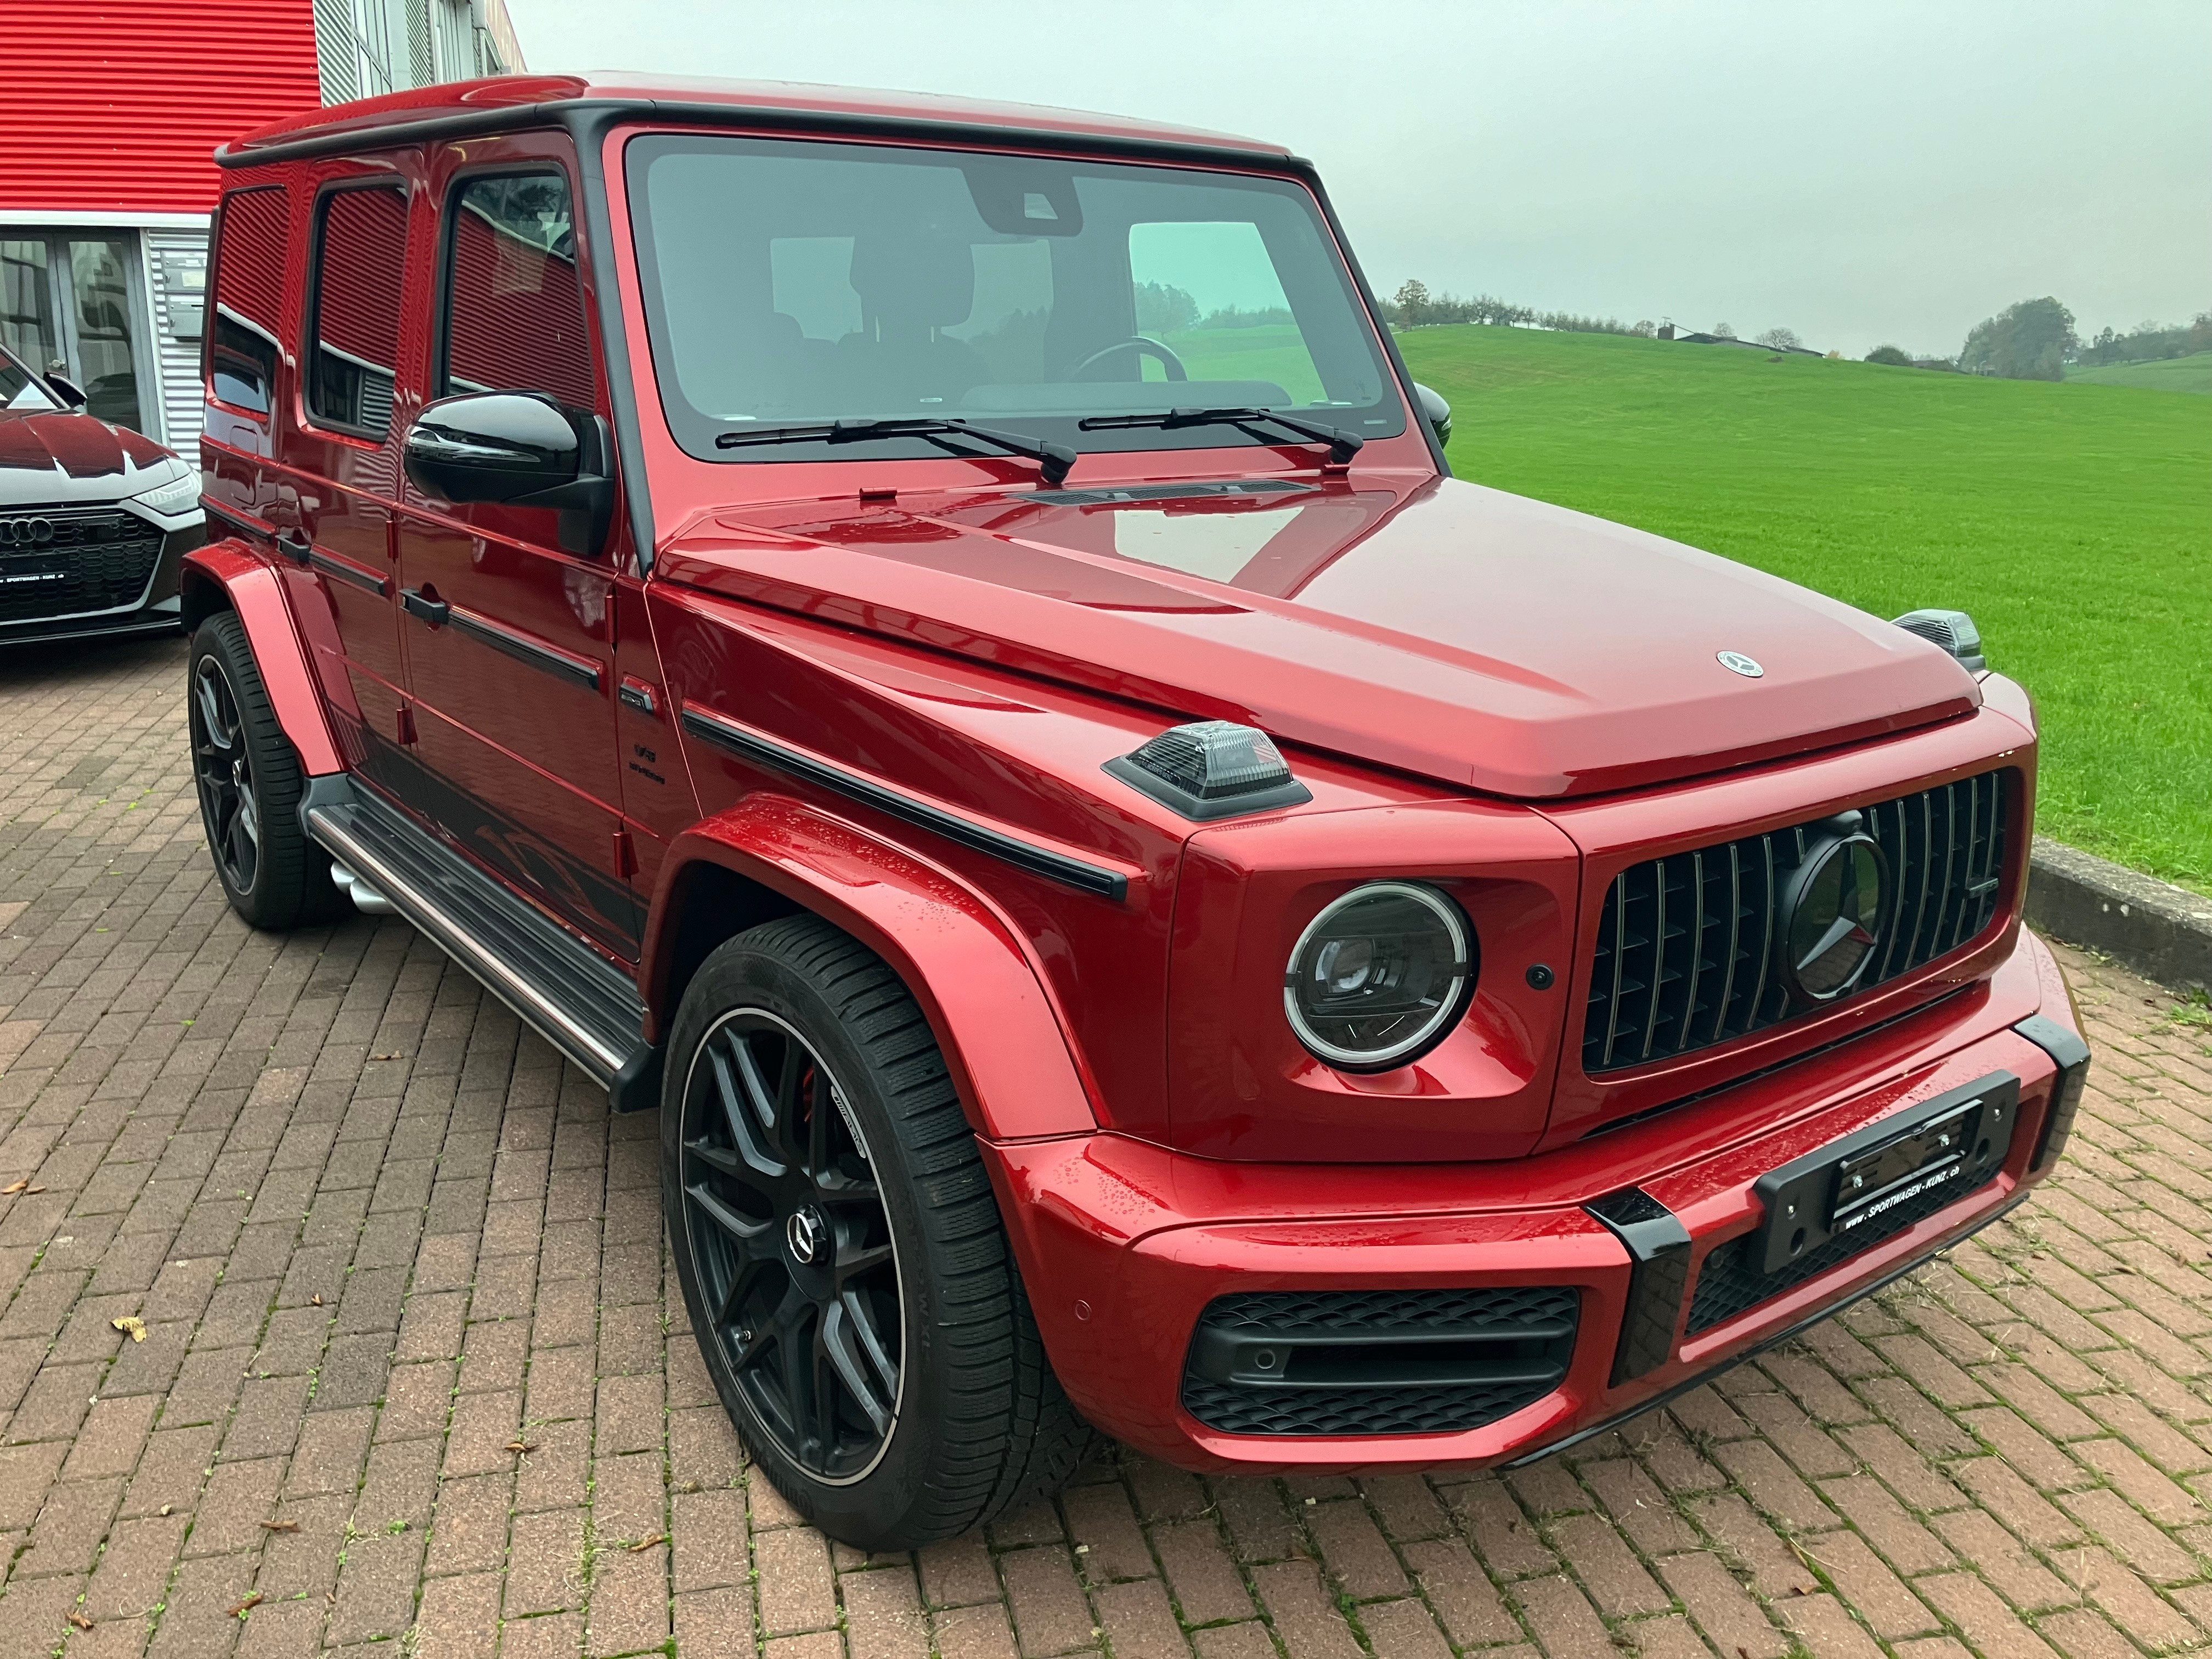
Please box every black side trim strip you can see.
[680,704,1129,902]
[307,546,391,596]
[447,604,605,692]
[202,499,276,541]
[1505,1187,2031,1467]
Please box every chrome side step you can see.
[298,775,662,1111]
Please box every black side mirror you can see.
[44,373,87,409]
[404,391,614,556]
[1413,382,1452,451]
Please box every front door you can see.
[0,233,154,434]
[390,146,636,956]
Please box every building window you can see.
[208,187,292,416]
[441,172,594,407]
[308,185,408,433]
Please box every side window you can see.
[307,185,407,433]
[207,186,291,415]
[442,172,594,406]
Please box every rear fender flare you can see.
[179,542,342,777]
[643,793,1102,1141]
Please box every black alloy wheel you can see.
[187,612,348,930]
[191,651,260,895]
[663,916,1091,1550]
[680,1008,904,1483]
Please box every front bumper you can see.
[985,926,2085,1474]
[0,517,199,648]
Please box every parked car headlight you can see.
[129,470,201,517]
[1283,881,1475,1071]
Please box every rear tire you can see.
[188,612,346,930]
[662,914,1090,1550]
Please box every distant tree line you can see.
[2078,313,2212,366]
[1866,300,2211,379]
[1383,280,1658,337]
[1133,281,1296,335]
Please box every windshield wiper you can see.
[1077,407,1363,465]
[714,418,1076,487]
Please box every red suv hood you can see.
[657,475,1978,799]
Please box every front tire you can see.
[188,612,345,930]
[663,915,1089,1549]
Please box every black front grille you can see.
[1181,1285,1578,1437]
[1687,1163,1996,1333]
[1582,770,2012,1074]
[0,507,164,624]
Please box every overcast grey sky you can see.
[506,0,2210,359]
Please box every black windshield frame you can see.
[623,132,1407,468]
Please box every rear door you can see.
[254,166,415,789]
[390,137,635,955]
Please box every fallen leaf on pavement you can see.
[505,1440,536,1454]
[310,1294,324,1306]
[228,1594,262,1619]
[261,1520,300,1532]
[67,1613,94,1632]
[370,1052,404,1061]
[625,1534,665,1552]
[2,1181,44,1195]
[110,1316,146,1342]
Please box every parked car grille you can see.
[0,507,165,625]
[1180,1285,1577,1437]
[1686,1159,1998,1333]
[1582,770,2013,1075]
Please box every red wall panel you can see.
[0,0,322,216]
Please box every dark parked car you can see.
[0,344,204,646]
[180,74,2092,1550]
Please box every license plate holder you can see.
[1750,1071,2019,1278]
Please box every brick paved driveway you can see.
[4,634,2212,1659]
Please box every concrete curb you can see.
[2027,836,2212,995]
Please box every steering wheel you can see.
[1067,336,1188,382]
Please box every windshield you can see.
[0,347,59,413]
[625,134,1406,465]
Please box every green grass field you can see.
[1394,326,2212,896]
[2066,352,2212,394]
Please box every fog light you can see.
[1284,882,1475,1071]
[1105,720,1312,820]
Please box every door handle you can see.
[275,529,311,567]
[400,588,449,627]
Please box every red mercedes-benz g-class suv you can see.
[181,74,2091,1550]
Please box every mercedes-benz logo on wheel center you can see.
[1778,825,1891,1003]
[0,517,57,547]
[785,1206,826,1265]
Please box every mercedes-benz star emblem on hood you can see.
[1717,651,1764,678]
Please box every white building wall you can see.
[143,228,210,456]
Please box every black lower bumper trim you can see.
[1584,1187,1691,1385]
[1505,1186,2029,1467]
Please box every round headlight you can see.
[1283,882,1476,1071]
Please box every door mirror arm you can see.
[512,471,616,558]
